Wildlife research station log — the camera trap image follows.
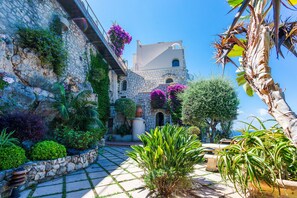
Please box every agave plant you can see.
[218,118,297,196]
[214,0,297,146]
[52,83,103,131]
[127,125,204,197]
[0,128,19,148]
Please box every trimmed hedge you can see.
[31,141,67,160]
[0,145,27,170]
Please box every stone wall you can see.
[0,0,111,122]
[0,147,98,198]
[117,66,187,131]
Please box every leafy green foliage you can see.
[0,145,26,170]
[115,98,136,120]
[49,15,63,36]
[236,67,254,96]
[218,119,297,196]
[180,77,239,142]
[0,129,19,148]
[88,52,110,123]
[52,83,103,131]
[128,125,204,196]
[188,126,200,136]
[17,27,67,76]
[54,127,104,150]
[114,124,131,136]
[30,141,67,160]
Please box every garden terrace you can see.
[57,0,127,75]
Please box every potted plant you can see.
[218,118,297,197]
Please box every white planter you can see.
[132,118,146,141]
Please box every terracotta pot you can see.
[135,105,143,117]
[249,179,297,198]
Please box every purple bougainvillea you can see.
[108,24,132,57]
[150,89,166,109]
[167,84,186,124]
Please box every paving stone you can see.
[194,164,206,169]
[85,166,104,173]
[194,178,214,186]
[68,169,85,175]
[95,184,124,196]
[127,167,143,173]
[92,176,115,187]
[203,173,223,183]
[226,192,242,198]
[42,194,63,198]
[131,171,143,178]
[88,171,108,179]
[129,189,151,198]
[66,189,95,198]
[66,173,88,183]
[114,173,137,182]
[104,165,119,171]
[19,189,31,198]
[193,169,211,176]
[108,192,130,198]
[33,184,62,197]
[110,168,128,175]
[119,179,145,191]
[66,180,91,192]
[189,187,225,198]
[209,183,236,195]
[38,178,63,187]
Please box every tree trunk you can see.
[243,1,297,146]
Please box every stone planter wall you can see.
[0,147,98,198]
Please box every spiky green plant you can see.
[218,118,297,197]
[0,128,19,148]
[127,125,204,197]
[52,83,103,131]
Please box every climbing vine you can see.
[88,52,110,123]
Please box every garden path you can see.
[19,146,240,198]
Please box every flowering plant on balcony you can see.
[108,24,132,57]
[167,84,186,124]
[150,89,166,109]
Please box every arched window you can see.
[171,43,182,50]
[172,59,180,67]
[156,112,165,127]
[122,80,127,91]
[166,78,173,84]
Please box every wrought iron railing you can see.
[79,0,128,70]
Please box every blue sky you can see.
[88,0,297,130]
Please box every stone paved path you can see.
[20,146,241,198]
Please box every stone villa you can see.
[114,40,189,131]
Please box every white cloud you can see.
[237,109,244,114]
[258,108,268,116]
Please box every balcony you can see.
[57,0,127,75]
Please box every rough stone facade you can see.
[0,147,98,198]
[116,41,188,131]
[0,0,120,122]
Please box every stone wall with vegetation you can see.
[0,0,97,121]
[0,147,98,197]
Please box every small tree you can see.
[115,98,136,129]
[214,0,297,146]
[180,78,239,142]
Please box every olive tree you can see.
[214,0,297,146]
[181,78,239,142]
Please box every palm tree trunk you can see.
[243,1,297,146]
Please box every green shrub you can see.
[0,128,19,148]
[17,27,67,76]
[0,145,27,170]
[55,127,103,150]
[188,126,200,136]
[218,118,297,196]
[31,141,66,160]
[128,125,204,196]
[115,98,136,119]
